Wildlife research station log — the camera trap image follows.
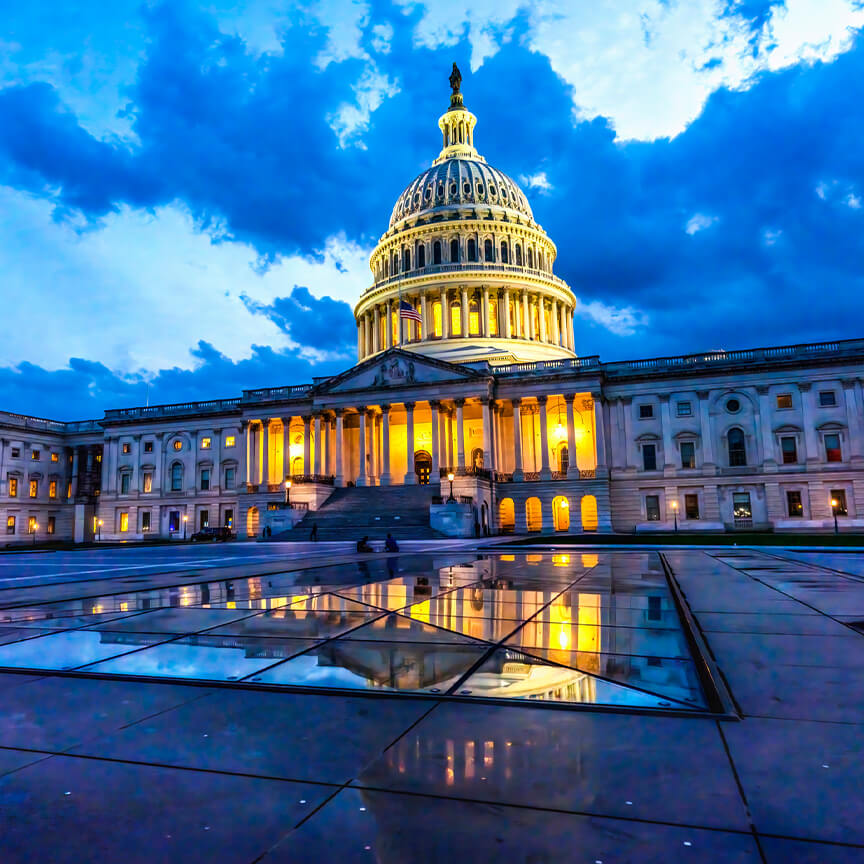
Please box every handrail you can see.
[363,262,572,294]
[104,399,241,420]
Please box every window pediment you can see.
[773,424,801,434]
[816,421,846,431]
[673,430,699,441]
[635,432,660,442]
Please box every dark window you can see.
[122,442,131,454]
[831,490,848,516]
[467,238,477,261]
[10,448,20,458]
[777,393,793,409]
[199,509,209,529]
[450,238,459,262]
[31,450,39,461]
[143,441,153,453]
[171,463,183,492]
[819,390,837,407]
[786,490,803,517]
[732,492,752,519]
[403,249,411,271]
[224,509,234,529]
[559,445,569,474]
[141,511,151,532]
[676,401,692,417]
[418,245,426,268]
[825,433,842,462]
[501,241,509,264]
[47,516,55,535]
[680,441,695,469]
[781,436,797,464]
[484,239,493,261]
[728,428,747,466]
[168,511,180,533]
[433,241,442,264]
[200,468,210,491]
[515,245,523,266]
[120,473,130,494]
[527,248,534,268]
[645,495,660,521]
[684,494,700,520]
[726,398,740,413]
[639,404,653,419]
[648,595,662,620]
[642,444,657,471]
[225,467,235,489]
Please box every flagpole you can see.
[398,283,403,347]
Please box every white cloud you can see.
[577,299,648,337]
[685,212,718,234]
[370,22,394,54]
[327,65,401,147]
[519,171,552,193]
[847,193,862,209]
[763,228,783,245]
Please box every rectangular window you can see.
[6,516,15,534]
[224,509,234,529]
[825,433,842,462]
[47,516,55,535]
[141,511,151,532]
[122,442,131,454]
[647,595,662,621]
[786,490,803,517]
[28,517,37,535]
[31,450,39,461]
[819,390,837,407]
[201,437,211,450]
[121,473,132,494]
[777,393,793,410]
[29,479,37,498]
[450,304,462,336]
[645,495,660,521]
[676,401,692,417]
[49,480,57,499]
[831,490,848,516]
[201,469,210,491]
[144,441,153,453]
[780,436,798,464]
[642,444,657,471]
[225,467,235,489]
[143,472,152,493]
[200,509,209,529]
[638,404,654,419]
[680,441,695,469]
[732,492,752,519]
[120,512,129,532]
[168,511,180,533]
[684,494,700,520]
[10,448,20,458]
[50,453,59,463]
[8,477,17,498]
[225,435,236,448]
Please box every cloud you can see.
[519,171,552,193]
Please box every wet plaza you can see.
[0,544,862,862]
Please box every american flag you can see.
[399,299,421,323]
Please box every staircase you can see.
[273,485,446,541]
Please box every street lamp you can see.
[32,521,38,545]
[96,519,103,542]
[182,514,188,540]
[447,472,455,502]
[284,478,292,507]
[671,500,679,533]
[831,498,839,535]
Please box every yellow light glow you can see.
[226,601,236,609]
[408,599,431,624]
[581,553,599,568]
[120,602,129,612]
[91,605,103,615]
[560,499,569,509]
[289,594,310,609]
[831,498,838,507]
[447,472,454,481]
[671,501,678,510]
[552,554,570,566]
[526,554,542,563]
[500,555,515,562]
[577,593,601,653]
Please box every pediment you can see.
[317,349,485,395]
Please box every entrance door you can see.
[414,451,432,485]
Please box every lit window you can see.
[50,453,59,463]
[684,494,700,520]
[489,298,498,336]
[29,479,37,498]
[47,516,55,535]
[122,443,131,454]
[825,433,842,462]
[642,444,657,471]
[143,472,152,493]
[66,482,71,499]
[5,516,14,534]
[225,436,236,448]
[144,441,153,453]
[31,450,39,461]
[28,517,37,535]
[645,495,660,521]
[680,441,695,469]
[676,401,691,417]
[120,473,130,494]
[49,480,57,498]
[639,404,653,419]
[450,303,462,336]
[224,509,234,529]
[732,492,752,519]
[9,477,18,498]
[201,437,211,449]
[776,393,793,410]
[831,490,848,516]
[468,300,480,335]
[432,302,443,338]
[120,512,129,532]
[199,509,210,529]
[786,490,803,517]
[819,390,837,407]
[141,511,151,532]
[781,437,797,464]
[172,440,183,451]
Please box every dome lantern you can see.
[434,63,482,165]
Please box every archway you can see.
[480,502,489,536]
[581,495,598,532]
[290,456,303,476]
[526,497,542,532]
[414,450,432,485]
[499,498,515,534]
[552,496,570,531]
[246,507,260,537]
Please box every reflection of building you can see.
[2,68,862,541]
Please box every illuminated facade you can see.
[1,72,863,542]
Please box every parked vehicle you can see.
[190,526,234,543]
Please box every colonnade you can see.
[357,287,575,359]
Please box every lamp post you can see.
[671,500,679,533]
[831,498,839,535]
[182,514,188,540]
[284,479,292,507]
[32,521,38,546]
[96,519,103,542]
[447,472,455,502]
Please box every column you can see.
[592,394,608,477]
[756,386,776,468]
[313,414,322,476]
[386,301,393,348]
[659,395,675,470]
[153,433,164,493]
[503,289,512,339]
[404,402,416,484]
[357,322,363,359]
[441,289,450,339]
[373,306,380,353]
[445,407,454,468]
[430,401,440,479]
[512,399,524,481]
[565,394,579,478]
[568,309,575,350]
[370,413,379,483]
[380,405,392,485]
[551,299,560,345]
[461,286,469,338]
[537,396,552,480]
[420,293,429,343]
[334,410,345,487]
[522,291,530,339]
[282,418,292,478]
[70,448,80,499]
[538,299,547,343]
[799,383,819,464]
[455,399,466,469]
[843,379,864,463]
[357,409,369,487]
[559,304,567,349]
[697,391,715,470]
[482,286,490,337]
[260,420,270,485]
[481,399,493,471]
[302,416,311,476]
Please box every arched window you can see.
[468,299,480,335]
[552,496,570,532]
[403,249,411,271]
[484,239,494,262]
[501,241,509,264]
[515,244,523,266]
[450,238,460,262]
[392,252,399,274]
[384,259,389,278]
[450,302,462,336]
[558,444,569,474]
[728,428,747,466]
[291,456,303,475]
[433,241,442,264]
[467,238,477,261]
[499,498,515,534]
[526,497,542,532]
[489,297,499,336]
[527,247,534,268]
[170,462,183,492]
[417,245,426,268]
[581,495,598,531]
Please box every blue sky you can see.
[2,0,864,419]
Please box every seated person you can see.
[356,536,373,553]
[385,533,399,552]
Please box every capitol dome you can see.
[355,65,578,366]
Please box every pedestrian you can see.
[385,532,399,552]
[310,522,319,542]
[356,536,373,553]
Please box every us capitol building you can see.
[2,69,863,543]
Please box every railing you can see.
[363,262,572,294]
[493,468,596,482]
[733,518,753,530]
[242,384,314,402]
[289,474,336,486]
[0,412,102,434]
[104,399,241,420]
[492,356,601,376]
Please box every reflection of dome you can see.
[389,160,534,231]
